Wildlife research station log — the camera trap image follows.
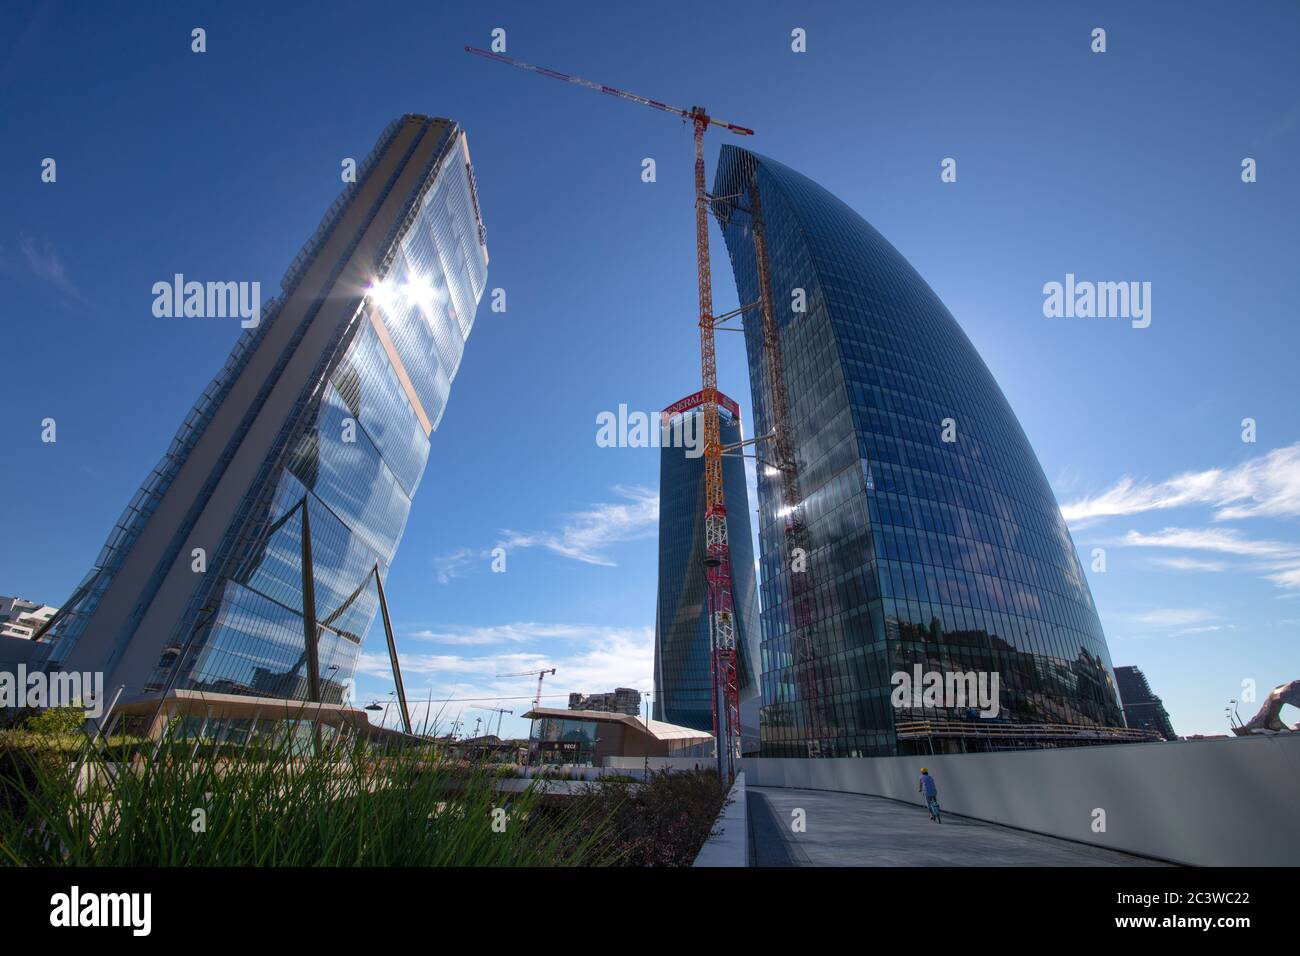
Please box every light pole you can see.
[370,690,395,730]
[641,688,654,781]
[1227,699,1243,731]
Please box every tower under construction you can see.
[654,390,761,753]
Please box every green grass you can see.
[0,721,622,867]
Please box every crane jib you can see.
[466,43,752,779]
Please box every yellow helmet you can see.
[920,767,929,774]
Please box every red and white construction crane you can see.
[467,46,754,780]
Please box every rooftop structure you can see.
[524,706,713,766]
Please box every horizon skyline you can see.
[3,1,1298,740]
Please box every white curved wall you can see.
[742,735,1300,866]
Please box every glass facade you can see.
[1114,665,1177,741]
[43,115,423,670]
[530,717,600,766]
[167,121,487,701]
[652,392,761,746]
[713,146,1124,757]
[44,116,488,710]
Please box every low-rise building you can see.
[1114,665,1177,741]
[0,596,58,640]
[525,706,711,766]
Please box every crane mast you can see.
[467,47,751,779]
[475,705,514,737]
[692,111,741,780]
[747,176,826,755]
[496,667,557,711]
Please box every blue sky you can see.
[2,1,1297,739]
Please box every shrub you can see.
[23,707,86,736]
[568,768,728,866]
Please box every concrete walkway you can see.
[748,787,1169,867]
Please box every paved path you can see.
[748,787,1169,867]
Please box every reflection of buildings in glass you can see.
[713,145,1125,757]
[43,116,488,708]
[652,391,762,753]
[531,716,600,766]
[1114,665,1177,740]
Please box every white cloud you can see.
[354,652,502,679]
[1176,624,1237,635]
[1061,443,1300,526]
[1110,607,1234,640]
[1266,566,1300,590]
[432,547,483,584]
[497,484,658,567]
[353,622,654,734]
[1119,527,1294,558]
[1116,526,1300,591]
[19,235,85,305]
[429,486,659,582]
[1148,555,1228,572]
[1128,607,1218,630]
[409,622,647,646]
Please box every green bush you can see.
[23,707,86,736]
[567,769,728,866]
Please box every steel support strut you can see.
[300,497,322,707]
[374,567,412,735]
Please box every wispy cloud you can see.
[1147,555,1228,573]
[433,547,482,585]
[432,486,660,582]
[18,235,85,306]
[1116,527,1300,591]
[1119,527,1294,558]
[353,622,654,732]
[1128,607,1219,630]
[1176,624,1237,635]
[1061,443,1300,526]
[408,622,645,646]
[1110,606,1234,640]
[499,485,658,566]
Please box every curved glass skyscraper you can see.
[42,116,488,716]
[653,390,761,752]
[713,145,1124,757]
